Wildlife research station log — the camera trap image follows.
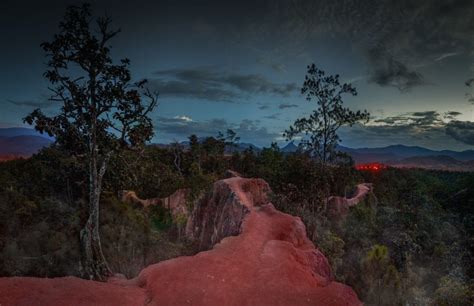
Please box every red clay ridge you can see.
[0,175,362,306]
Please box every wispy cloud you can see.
[173,115,193,122]
[367,48,425,92]
[263,113,281,120]
[279,103,298,109]
[6,99,53,108]
[256,57,287,73]
[434,52,461,62]
[150,67,298,103]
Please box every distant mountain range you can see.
[282,141,474,161]
[0,128,53,160]
[388,155,474,172]
[0,128,473,171]
[337,144,474,162]
[281,141,474,171]
[0,127,52,139]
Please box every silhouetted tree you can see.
[217,129,240,153]
[466,78,474,104]
[24,4,157,280]
[285,64,369,165]
[188,134,202,172]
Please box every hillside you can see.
[0,174,362,305]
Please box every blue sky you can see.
[1,0,473,150]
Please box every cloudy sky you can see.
[1,0,474,150]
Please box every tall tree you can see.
[24,4,158,280]
[285,64,370,165]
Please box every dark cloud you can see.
[225,75,297,96]
[373,111,443,128]
[369,111,474,146]
[411,111,443,126]
[279,103,298,109]
[248,1,474,90]
[443,111,463,120]
[368,49,425,91]
[211,1,474,91]
[465,78,474,104]
[445,120,474,145]
[263,113,280,120]
[156,116,280,144]
[343,121,449,150]
[258,104,270,110]
[256,57,286,73]
[151,68,297,102]
[6,99,53,108]
[148,79,239,102]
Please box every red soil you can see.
[0,276,146,305]
[0,176,362,306]
[326,183,373,221]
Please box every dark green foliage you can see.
[99,194,193,277]
[332,168,473,305]
[231,149,473,304]
[0,146,198,278]
[148,205,174,231]
[360,245,402,305]
[434,276,474,306]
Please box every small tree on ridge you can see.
[285,64,370,165]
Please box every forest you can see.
[0,140,472,305]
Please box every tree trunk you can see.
[80,148,112,281]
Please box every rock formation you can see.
[184,176,271,250]
[121,188,190,220]
[0,174,362,306]
[326,183,373,221]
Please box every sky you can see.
[1,0,474,150]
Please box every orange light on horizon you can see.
[355,162,387,172]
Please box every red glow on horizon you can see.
[355,162,388,172]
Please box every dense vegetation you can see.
[0,140,472,305]
[234,146,473,305]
